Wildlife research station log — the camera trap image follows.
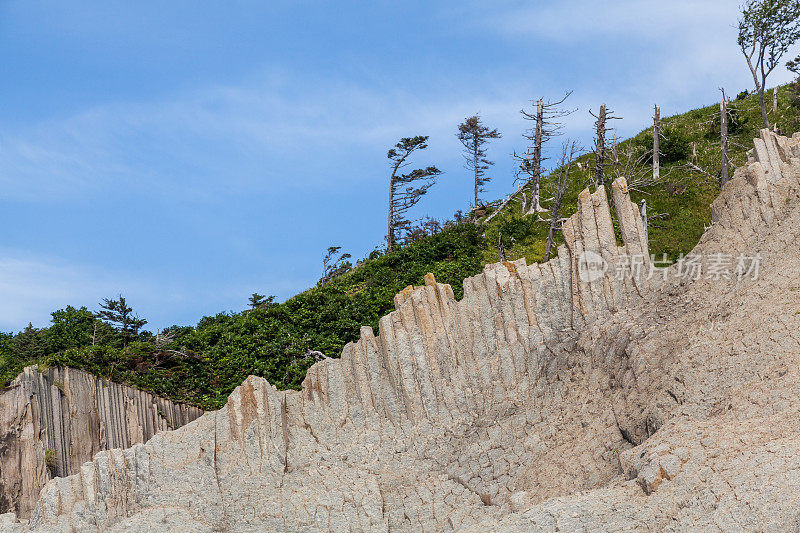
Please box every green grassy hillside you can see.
[2,85,799,409]
[482,85,800,266]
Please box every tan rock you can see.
[5,130,800,532]
[0,366,202,519]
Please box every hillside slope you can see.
[5,130,799,532]
[1,86,798,411]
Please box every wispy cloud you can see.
[2,0,797,333]
[0,73,538,202]
[0,251,132,330]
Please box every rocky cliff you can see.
[2,130,799,532]
[0,366,202,519]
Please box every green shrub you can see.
[707,105,748,138]
[635,125,691,164]
[44,448,57,475]
[4,88,800,411]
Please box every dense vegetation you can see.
[0,224,484,408]
[3,85,800,410]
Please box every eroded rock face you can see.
[4,130,800,532]
[0,366,202,519]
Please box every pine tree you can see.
[386,136,442,251]
[248,293,272,309]
[456,115,501,209]
[321,246,352,285]
[97,296,147,345]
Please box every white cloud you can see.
[0,73,537,203]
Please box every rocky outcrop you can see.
[3,130,800,532]
[0,366,202,519]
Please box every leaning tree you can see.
[456,115,501,210]
[386,136,441,251]
[738,0,800,129]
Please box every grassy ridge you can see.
[483,86,800,265]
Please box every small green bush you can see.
[44,448,57,475]
[707,105,748,138]
[634,125,691,164]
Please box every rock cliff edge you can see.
[3,130,800,532]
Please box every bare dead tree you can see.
[456,115,501,209]
[386,136,442,251]
[738,0,800,129]
[680,161,725,185]
[497,231,506,261]
[721,96,730,186]
[611,143,671,193]
[545,140,580,261]
[653,104,661,182]
[514,91,574,216]
[639,199,649,251]
[481,181,527,224]
[590,103,621,189]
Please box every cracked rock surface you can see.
[3,130,800,532]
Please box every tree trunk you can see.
[612,133,618,164]
[773,86,778,113]
[594,104,607,189]
[483,181,528,225]
[720,99,729,186]
[743,53,770,130]
[653,104,660,182]
[545,224,555,262]
[691,142,697,164]
[757,85,770,130]
[387,175,395,251]
[639,199,649,254]
[473,138,479,208]
[527,99,545,214]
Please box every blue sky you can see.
[1,0,797,332]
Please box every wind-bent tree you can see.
[456,115,501,209]
[386,136,441,251]
[515,92,573,215]
[738,0,800,129]
[320,246,351,285]
[97,295,147,346]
